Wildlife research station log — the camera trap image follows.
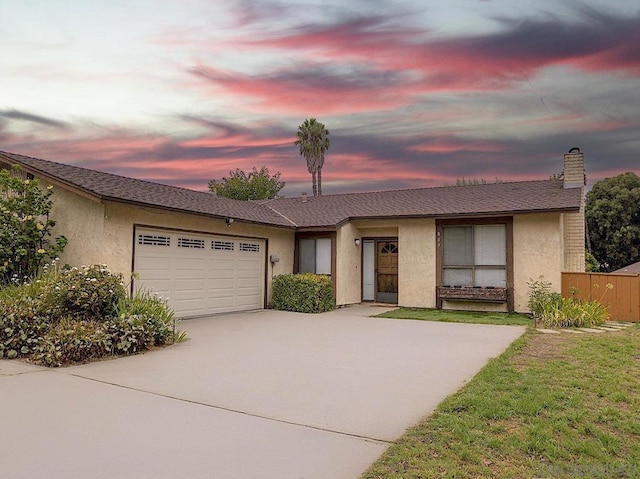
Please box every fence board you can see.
[561,272,640,322]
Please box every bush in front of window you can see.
[271,273,335,313]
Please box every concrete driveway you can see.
[1,305,525,479]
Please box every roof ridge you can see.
[271,178,557,201]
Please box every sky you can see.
[1,0,639,196]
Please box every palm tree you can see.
[295,118,330,196]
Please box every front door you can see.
[362,239,399,303]
[376,240,399,303]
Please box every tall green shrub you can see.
[0,167,67,285]
[271,273,335,313]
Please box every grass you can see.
[377,307,534,326]
[361,324,640,479]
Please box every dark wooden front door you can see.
[376,240,398,303]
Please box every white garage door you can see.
[133,227,265,317]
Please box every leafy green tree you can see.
[0,167,67,285]
[295,118,330,196]
[208,166,285,200]
[586,172,640,271]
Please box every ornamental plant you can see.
[527,277,610,327]
[271,273,335,313]
[49,264,127,321]
[0,166,67,286]
[0,261,184,365]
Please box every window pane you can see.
[475,268,506,287]
[474,225,506,265]
[299,239,315,273]
[315,238,332,274]
[443,227,472,266]
[443,268,473,287]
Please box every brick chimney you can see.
[563,147,586,189]
[562,147,586,272]
[301,192,308,203]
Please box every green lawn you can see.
[377,307,533,326]
[361,325,640,479]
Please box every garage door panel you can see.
[134,228,265,318]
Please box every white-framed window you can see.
[298,237,332,275]
[442,224,506,287]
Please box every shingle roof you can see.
[613,261,640,274]
[1,150,583,230]
[264,180,583,228]
[0,151,293,228]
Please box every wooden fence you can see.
[561,272,640,322]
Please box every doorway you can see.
[362,239,399,303]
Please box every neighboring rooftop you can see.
[613,261,640,274]
[0,150,583,230]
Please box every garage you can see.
[133,227,266,317]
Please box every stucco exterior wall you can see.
[50,187,107,268]
[335,222,361,305]
[398,220,436,308]
[513,213,563,312]
[335,219,436,308]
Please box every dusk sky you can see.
[1,0,639,196]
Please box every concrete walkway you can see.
[1,305,525,479]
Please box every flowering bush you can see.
[0,262,184,366]
[49,264,127,321]
[0,167,67,286]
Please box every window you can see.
[138,234,171,246]
[212,240,234,251]
[298,237,332,275]
[178,237,205,249]
[442,224,506,287]
[239,242,260,252]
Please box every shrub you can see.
[271,273,336,313]
[0,167,67,286]
[116,290,176,346]
[0,263,183,366]
[0,281,52,359]
[36,318,112,367]
[527,277,609,328]
[49,264,126,321]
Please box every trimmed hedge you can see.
[271,273,336,313]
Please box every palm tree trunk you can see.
[312,171,317,197]
[317,167,322,196]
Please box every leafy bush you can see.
[271,273,335,313]
[0,167,67,286]
[49,264,126,321]
[0,263,183,366]
[116,290,176,346]
[527,277,609,328]
[0,280,53,359]
[36,318,112,367]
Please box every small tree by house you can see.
[0,167,67,286]
[208,166,285,201]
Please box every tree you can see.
[586,172,640,272]
[295,118,330,196]
[208,166,285,201]
[0,166,67,285]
